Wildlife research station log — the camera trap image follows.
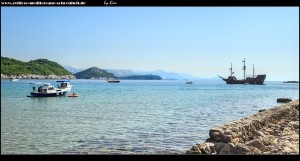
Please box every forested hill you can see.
[1,57,72,76]
[74,67,116,79]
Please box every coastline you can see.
[186,99,299,154]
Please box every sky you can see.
[1,7,299,81]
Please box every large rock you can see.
[277,98,292,103]
[219,143,236,154]
[245,139,266,152]
[214,142,226,153]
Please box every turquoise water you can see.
[1,79,299,154]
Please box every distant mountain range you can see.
[65,66,203,80]
[104,69,136,77]
[137,70,201,80]
[63,66,85,74]
[104,69,201,80]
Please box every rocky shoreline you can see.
[186,99,299,154]
[1,74,75,80]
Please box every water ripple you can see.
[1,80,299,154]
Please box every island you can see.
[283,81,299,83]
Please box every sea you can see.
[1,79,299,154]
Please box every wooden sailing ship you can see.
[219,58,266,85]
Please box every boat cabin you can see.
[56,80,72,91]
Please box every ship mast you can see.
[253,64,255,78]
[230,63,233,76]
[242,58,246,80]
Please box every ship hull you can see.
[222,76,246,84]
[245,74,266,85]
[223,79,246,84]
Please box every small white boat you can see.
[186,81,194,84]
[27,82,67,97]
[56,80,72,91]
[107,78,120,83]
[10,78,19,82]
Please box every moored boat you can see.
[107,78,120,83]
[27,82,67,97]
[10,78,19,82]
[186,81,194,84]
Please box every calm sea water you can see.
[1,79,299,154]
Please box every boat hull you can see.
[68,95,78,97]
[28,91,67,97]
[107,80,120,83]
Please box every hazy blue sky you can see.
[1,7,299,81]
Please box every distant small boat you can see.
[10,78,19,82]
[107,78,120,83]
[186,81,194,84]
